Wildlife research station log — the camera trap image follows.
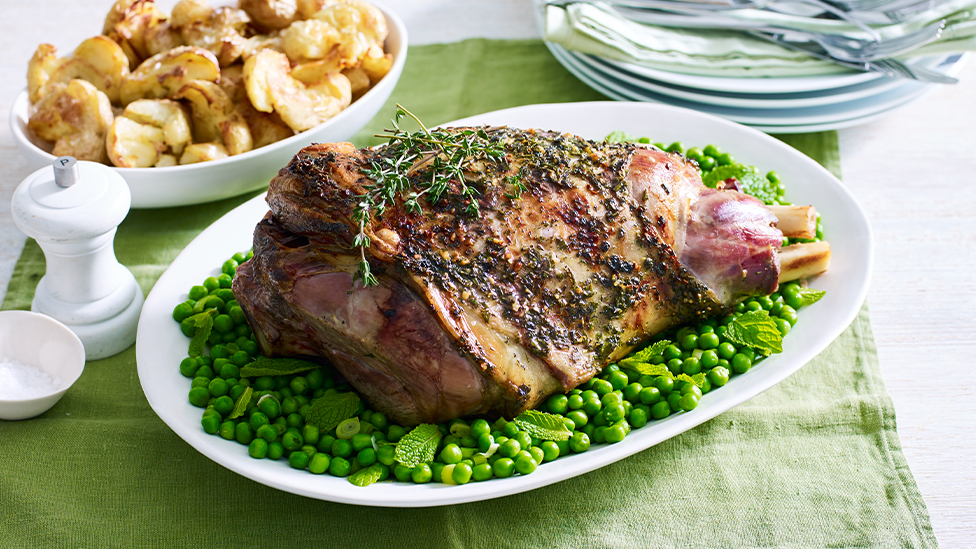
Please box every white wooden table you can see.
[0,1,972,546]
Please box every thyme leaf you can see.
[352,105,505,287]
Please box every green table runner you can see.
[0,40,936,548]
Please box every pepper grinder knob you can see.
[11,158,144,360]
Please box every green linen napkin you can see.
[546,1,976,77]
[0,39,937,548]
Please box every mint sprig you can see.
[618,340,671,371]
[240,356,320,378]
[702,165,778,204]
[512,410,572,441]
[723,310,783,354]
[394,424,442,467]
[305,392,360,432]
[187,309,216,357]
[795,287,826,306]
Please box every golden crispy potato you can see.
[281,19,340,62]
[119,46,220,105]
[123,99,192,154]
[240,34,284,61]
[27,44,61,103]
[40,36,131,104]
[312,0,387,45]
[218,64,247,103]
[239,0,298,31]
[296,0,327,19]
[291,58,343,84]
[155,153,178,167]
[360,43,392,84]
[170,0,214,27]
[243,49,350,132]
[144,22,185,57]
[175,80,253,155]
[180,142,229,164]
[340,66,369,95]
[106,116,167,167]
[173,0,251,67]
[103,0,170,68]
[237,99,294,148]
[28,79,114,163]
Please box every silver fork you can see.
[806,18,944,61]
[754,30,959,82]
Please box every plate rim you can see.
[136,101,874,507]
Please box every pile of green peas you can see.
[173,249,810,485]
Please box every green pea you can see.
[350,433,372,452]
[498,439,520,459]
[731,353,752,374]
[607,371,629,391]
[681,357,701,376]
[222,259,238,276]
[651,401,671,419]
[267,441,284,460]
[201,414,220,434]
[357,448,377,466]
[219,421,236,440]
[592,426,608,444]
[282,430,304,451]
[566,410,588,429]
[302,424,320,446]
[717,152,735,166]
[387,425,406,443]
[189,285,208,301]
[604,423,627,443]
[653,376,674,396]
[230,351,250,367]
[679,333,698,350]
[188,387,210,407]
[515,432,533,451]
[217,273,233,288]
[469,419,490,439]
[567,394,585,410]
[639,386,662,405]
[528,446,545,465]
[775,318,792,336]
[570,432,590,453]
[248,438,268,459]
[370,412,388,430]
[603,402,626,423]
[629,407,648,429]
[546,394,569,415]
[411,463,433,484]
[666,358,682,375]
[718,342,737,360]
[514,455,537,475]
[376,445,396,466]
[667,392,683,412]
[622,382,642,403]
[707,366,730,387]
[679,393,700,411]
[179,357,198,378]
[662,344,682,361]
[329,457,351,477]
[592,379,613,397]
[540,441,560,462]
[698,332,720,350]
[213,395,234,416]
[472,463,493,482]
[309,453,331,474]
[235,423,253,445]
[582,397,602,416]
[502,422,520,438]
[173,302,194,322]
[289,376,308,396]
[453,463,473,484]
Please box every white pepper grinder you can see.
[11,157,144,360]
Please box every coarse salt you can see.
[0,357,61,400]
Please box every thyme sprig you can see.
[352,105,505,287]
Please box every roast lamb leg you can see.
[234,128,800,425]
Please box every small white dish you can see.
[0,310,86,421]
[9,5,407,209]
[137,101,872,507]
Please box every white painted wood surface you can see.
[0,1,972,546]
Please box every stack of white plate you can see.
[546,42,967,133]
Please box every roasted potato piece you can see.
[241,33,284,60]
[239,0,298,31]
[218,64,247,103]
[172,0,251,67]
[123,99,192,154]
[340,66,369,95]
[312,0,387,45]
[106,116,167,167]
[175,80,253,155]
[119,46,220,105]
[155,153,178,167]
[243,49,350,132]
[27,44,61,103]
[237,99,294,148]
[180,142,229,164]
[103,0,170,68]
[280,19,340,62]
[292,58,344,84]
[28,79,114,163]
[296,0,327,19]
[360,43,392,83]
[39,36,131,104]
[143,22,185,57]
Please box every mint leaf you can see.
[796,287,826,306]
[723,310,783,354]
[348,464,385,487]
[675,373,706,388]
[605,130,638,143]
[702,165,777,205]
[512,410,572,441]
[394,424,442,467]
[240,356,320,378]
[229,386,253,419]
[619,361,672,377]
[187,310,216,357]
[619,340,671,371]
[305,392,360,432]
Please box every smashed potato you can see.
[173,0,251,67]
[119,46,220,105]
[103,0,170,68]
[26,0,392,168]
[123,99,192,154]
[175,80,252,155]
[239,0,298,31]
[28,79,114,163]
[244,49,351,132]
[180,142,229,164]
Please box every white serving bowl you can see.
[10,6,407,209]
[0,311,86,421]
